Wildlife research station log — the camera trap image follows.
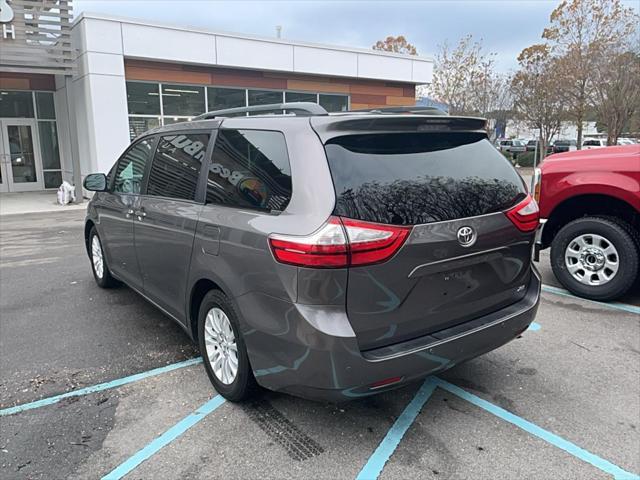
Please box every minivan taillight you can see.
[505,195,539,232]
[269,216,411,268]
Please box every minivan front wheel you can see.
[89,227,118,288]
[198,290,256,401]
[551,217,638,301]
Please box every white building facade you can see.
[0,8,433,194]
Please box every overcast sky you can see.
[73,0,639,73]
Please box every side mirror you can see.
[83,173,108,192]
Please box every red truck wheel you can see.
[550,216,638,301]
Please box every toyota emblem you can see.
[457,226,476,247]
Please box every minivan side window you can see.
[146,133,210,201]
[206,129,292,212]
[113,138,154,194]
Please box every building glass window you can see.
[320,94,349,112]
[35,92,56,120]
[163,117,193,126]
[208,87,246,111]
[248,90,283,107]
[126,82,161,115]
[207,129,291,212]
[147,133,210,201]
[38,121,62,188]
[43,171,63,188]
[162,84,205,117]
[125,81,350,137]
[285,91,317,103]
[129,117,161,140]
[7,125,37,183]
[0,91,35,117]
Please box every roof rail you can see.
[350,106,448,115]
[194,102,327,120]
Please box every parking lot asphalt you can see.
[1,209,638,480]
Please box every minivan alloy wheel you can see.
[204,307,238,385]
[564,233,619,285]
[91,235,104,279]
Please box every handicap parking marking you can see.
[433,378,639,480]
[102,395,226,480]
[357,376,639,480]
[527,321,541,331]
[542,284,640,315]
[356,378,438,480]
[0,357,203,417]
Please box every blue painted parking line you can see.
[102,395,226,480]
[357,375,638,480]
[433,378,639,480]
[542,284,640,315]
[356,378,437,480]
[528,321,541,331]
[0,357,203,417]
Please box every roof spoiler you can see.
[349,106,448,115]
[310,115,488,143]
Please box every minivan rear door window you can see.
[146,133,210,201]
[325,132,526,226]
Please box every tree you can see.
[429,35,483,115]
[542,0,639,149]
[471,61,512,139]
[511,44,565,163]
[591,50,640,145]
[372,36,417,55]
[428,35,512,138]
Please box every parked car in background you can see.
[546,141,555,154]
[525,139,553,155]
[498,139,514,153]
[582,138,607,149]
[511,139,527,155]
[499,139,527,156]
[552,139,577,154]
[526,139,539,152]
[83,103,541,402]
[617,138,637,145]
[532,145,640,301]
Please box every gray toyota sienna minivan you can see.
[83,103,541,402]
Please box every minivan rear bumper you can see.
[237,268,541,402]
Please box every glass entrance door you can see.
[0,119,44,192]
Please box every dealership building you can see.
[0,1,433,194]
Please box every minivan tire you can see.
[89,227,118,288]
[197,290,257,402]
[551,216,638,301]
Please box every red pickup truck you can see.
[532,145,639,300]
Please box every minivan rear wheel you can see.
[89,227,118,288]
[197,290,257,402]
[551,216,638,301]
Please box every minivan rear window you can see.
[325,132,526,226]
